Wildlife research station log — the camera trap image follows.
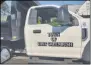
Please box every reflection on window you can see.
[1,1,11,22]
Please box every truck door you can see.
[24,7,82,58]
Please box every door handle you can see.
[33,30,41,33]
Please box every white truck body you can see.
[24,5,90,62]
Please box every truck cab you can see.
[24,5,90,63]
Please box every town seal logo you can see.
[51,37,57,42]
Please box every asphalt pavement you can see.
[4,54,84,64]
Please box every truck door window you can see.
[28,7,79,26]
[28,7,58,26]
[37,8,58,25]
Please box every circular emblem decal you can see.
[51,37,57,42]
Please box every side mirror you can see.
[58,5,71,25]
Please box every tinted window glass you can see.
[28,7,79,26]
[1,1,11,23]
[28,7,59,26]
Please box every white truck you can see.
[24,5,90,63]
